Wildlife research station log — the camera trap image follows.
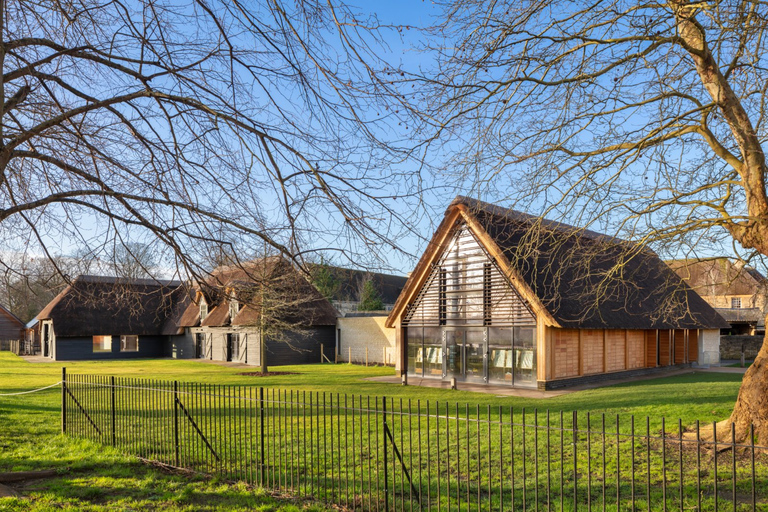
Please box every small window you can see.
[200,302,208,321]
[731,297,742,309]
[120,335,139,352]
[229,299,239,320]
[92,335,112,353]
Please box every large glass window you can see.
[488,327,513,383]
[407,328,423,376]
[423,327,442,377]
[464,329,485,382]
[92,335,112,353]
[513,325,536,386]
[120,335,139,352]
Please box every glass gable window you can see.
[92,335,112,353]
[402,223,538,387]
[120,335,139,352]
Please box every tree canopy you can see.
[1,0,422,286]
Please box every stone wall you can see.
[337,314,396,365]
[720,335,764,359]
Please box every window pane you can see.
[489,327,512,346]
[407,328,423,376]
[92,335,112,353]
[120,335,138,352]
[488,348,512,383]
[514,326,536,348]
[423,327,442,377]
[465,331,485,382]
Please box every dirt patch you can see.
[237,371,298,377]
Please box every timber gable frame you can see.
[387,197,729,389]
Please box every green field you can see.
[0,353,761,511]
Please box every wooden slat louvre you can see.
[403,226,535,327]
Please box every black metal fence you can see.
[61,370,768,511]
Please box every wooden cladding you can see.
[645,331,657,368]
[688,330,699,362]
[626,331,645,370]
[658,330,671,366]
[404,225,535,327]
[674,330,686,364]
[550,327,697,380]
[604,330,626,372]
[581,330,604,375]
[553,329,579,378]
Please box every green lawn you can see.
[0,353,756,511]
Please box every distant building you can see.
[308,265,407,314]
[387,197,727,389]
[177,257,338,366]
[36,275,184,360]
[33,260,408,365]
[667,258,768,335]
[0,303,24,343]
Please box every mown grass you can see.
[0,352,758,511]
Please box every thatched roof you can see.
[36,275,184,337]
[667,258,768,298]
[388,197,728,330]
[178,257,337,328]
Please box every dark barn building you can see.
[36,276,184,360]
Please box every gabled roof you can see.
[667,258,768,297]
[387,197,728,330]
[178,257,337,328]
[36,275,184,337]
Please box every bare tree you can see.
[1,0,425,292]
[394,1,768,442]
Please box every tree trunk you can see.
[260,329,268,374]
[727,325,768,443]
[671,2,768,445]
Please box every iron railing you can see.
[61,370,768,511]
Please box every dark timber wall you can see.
[54,335,167,360]
[264,327,336,366]
[0,309,24,341]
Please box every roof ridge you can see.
[451,196,628,244]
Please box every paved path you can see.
[367,364,748,398]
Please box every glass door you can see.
[443,329,463,380]
[488,327,513,384]
[513,325,536,387]
[464,329,486,383]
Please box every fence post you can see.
[111,376,116,447]
[259,387,265,486]
[383,396,389,512]
[349,347,352,364]
[61,367,67,434]
[366,347,369,367]
[321,344,324,364]
[572,410,578,506]
[174,380,180,467]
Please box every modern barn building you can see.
[386,197,727,389]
